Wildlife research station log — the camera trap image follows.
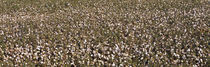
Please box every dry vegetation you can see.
[0,0,209,67]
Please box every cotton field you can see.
[0,0,209,67]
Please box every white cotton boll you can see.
[187,49,191,52]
